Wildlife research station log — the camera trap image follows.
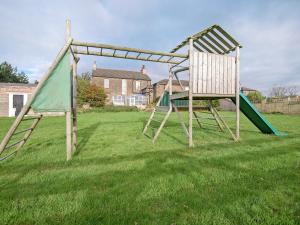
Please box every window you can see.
[104,79,109,88]
[122,79,127,95]
[135,81,141,91]
[112,95,125,105]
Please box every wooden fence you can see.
[219,98,300,114]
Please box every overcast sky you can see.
[0,0,299,95]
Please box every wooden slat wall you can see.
[192,52,236,95]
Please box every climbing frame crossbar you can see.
[72,40,188,64]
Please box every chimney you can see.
[93,61,97,70]
[140,65,146,74]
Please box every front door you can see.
[13,95,24,116]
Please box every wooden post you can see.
[188,38,194,147]
[65,19,72,160]
[235,46,240,140]
[72,58,78,153]
[168,64,172,102]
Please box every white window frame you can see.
[122,79,127,95]
[8,93,28,117]
[135,81,141,91]
[104,79,109,88]
[112,95,125,105]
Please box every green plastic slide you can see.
[231,93,282,136]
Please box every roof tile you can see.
[92,68,151,81]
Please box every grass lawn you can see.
[0,111,299,225]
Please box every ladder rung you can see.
[196,117,215,120]
[0,150,18,161]
[143,132,152,139]
[197,111,211,114]
[156,106,169,112]
[200,122,219,127]
[151,119,161,123]
[155,111,167,114]
[22,115,41,121]
[149,124,158,129]
[4,139,25,150]
[13,128,33,136]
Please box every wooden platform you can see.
[170,91,235,100]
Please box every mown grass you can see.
[0,111,299,225]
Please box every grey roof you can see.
[92,68,151,81]
[154,79,189,86]
[0,82,37,87]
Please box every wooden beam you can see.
[193,44,203,52]
[193,112,202,128]
[143,82,170,134]
[65,19,72,161]
[170,58,188,70]
[72,59,78,154]
[66,111,72,160]
[210,30,233,50]
[215,26,241,47]
[208,101,224,132]
[188,38,194,147]
[204,33,227,52]
[199,37,222,54]
[194,39,214,53]
[235,46,240,140]
[73,49,180,64]
[71,40,188,59]
[211,106,237,141]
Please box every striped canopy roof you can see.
[171,24,241,55]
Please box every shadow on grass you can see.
[1,140,299,224]
[1,113,299,224]
[75,122,101,156]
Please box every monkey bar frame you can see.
[0,20,241,161]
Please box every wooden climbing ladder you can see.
[143,67,190,143]
[0,114,43,161]
[0,38,74,161]
[143,65,237,143]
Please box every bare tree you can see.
[286,85,298,96]
[269,86,287,97]
[79,72,91,81]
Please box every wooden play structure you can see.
[0,20,281,161]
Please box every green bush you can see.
[77,78,106,107]
[80,106,139,113]
[247,91,265,103]
[77,78,89,106]
[85,84,106,107]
